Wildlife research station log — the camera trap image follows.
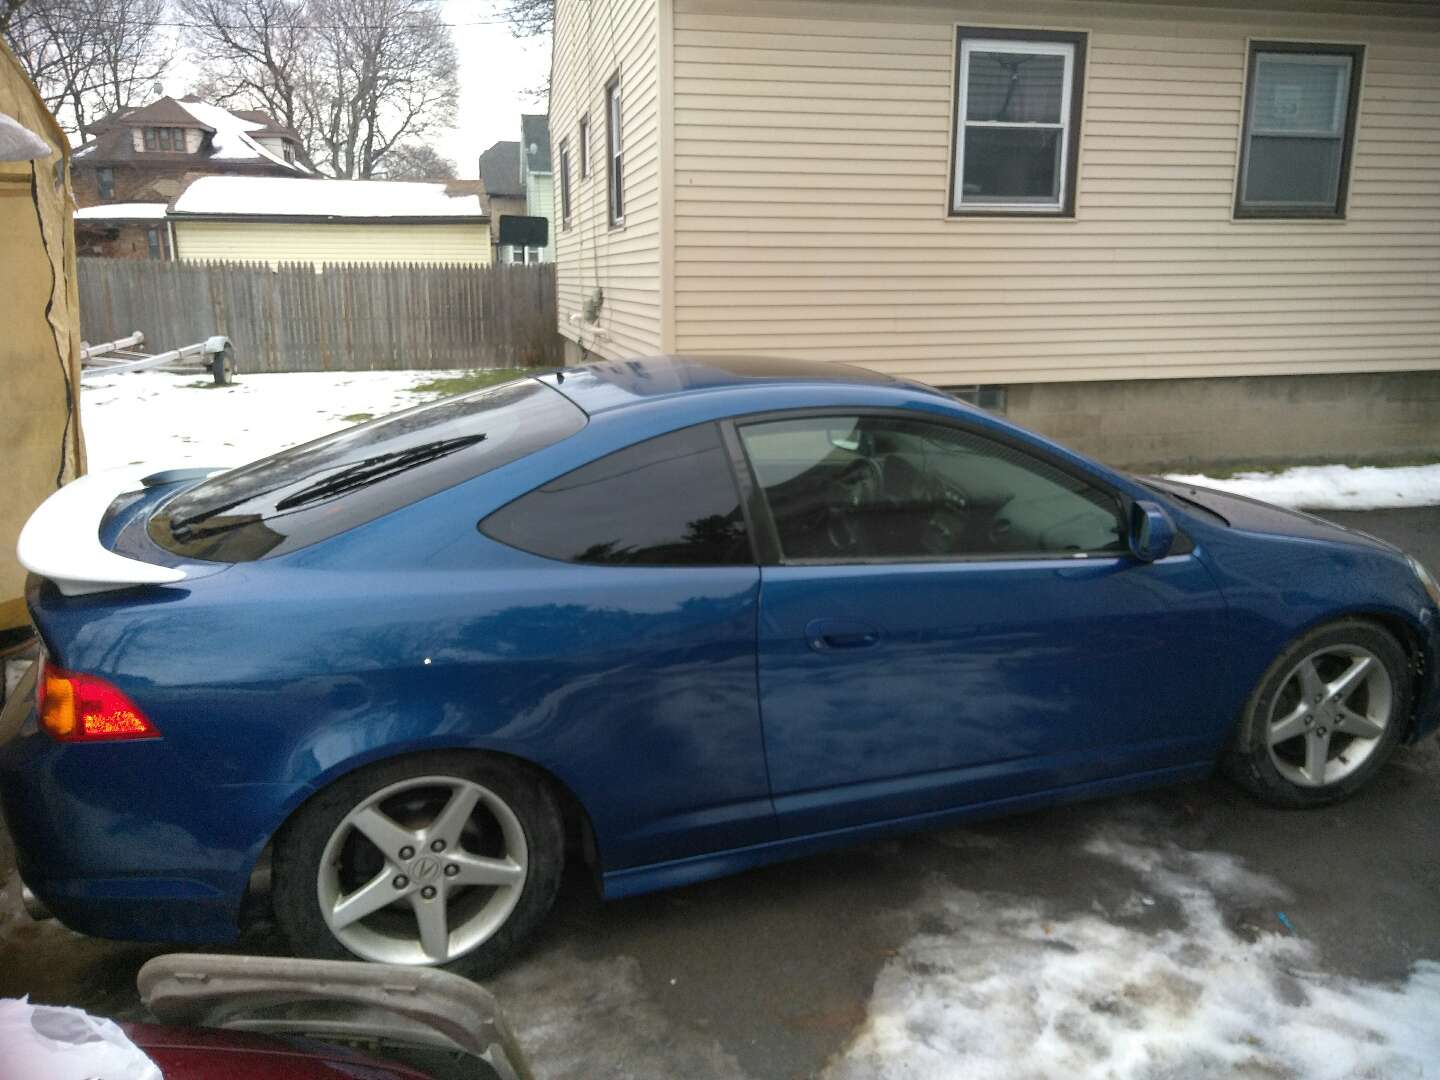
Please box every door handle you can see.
[806,618,882,652]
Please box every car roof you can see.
[537,355,939,415]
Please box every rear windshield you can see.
[150,378,586,562]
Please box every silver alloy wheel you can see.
[316,775,528,966]
[1266,645,1393,788]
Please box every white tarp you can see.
[0,998,161,1080]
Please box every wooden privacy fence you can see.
[77,258,561,372]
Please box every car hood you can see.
[1143,477,1398,554]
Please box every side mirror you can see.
[1128,500,1177,563]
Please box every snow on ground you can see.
[830,830,1440,1080]
[1164,463,1440,511]
[80,370,465,472]
[488,826,1440,1080]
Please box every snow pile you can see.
[829,833,1440,1079]
[1164,464,1440,511]
[80,370,464,472]
[172,175,486,219]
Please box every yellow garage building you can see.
[170,176,492,270]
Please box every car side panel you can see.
[1180,517,1440,737]
[9,501,771,945]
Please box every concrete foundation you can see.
[1003,370,1440,472]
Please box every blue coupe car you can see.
[3,356,1438,976]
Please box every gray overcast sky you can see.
[162,0,550,180]
[437,0,551,178]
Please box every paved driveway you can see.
[2,508,1438,1078]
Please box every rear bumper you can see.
[0,691,299,944]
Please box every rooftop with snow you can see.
[170,176,489,221]
[72,97,309,175]
[74,203,170,220]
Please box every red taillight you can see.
[37,660,159,742]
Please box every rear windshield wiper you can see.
[271,435,487,512]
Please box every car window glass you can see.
[151,378,586,562]
[738,415,1125,561]
[481,423,754,566]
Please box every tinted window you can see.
[739,415,1125,562]
[482,424,753,566]
[151,379,586,562]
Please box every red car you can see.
[2,954,530,1080]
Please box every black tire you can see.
[272,751,564,978]
[1223,620,1411,808]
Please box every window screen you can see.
[1237,43,1362,217]
[482,424,753,566]
[739,415,1125,562]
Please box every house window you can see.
[559,137,573,227]
[605,74,624,225]
[97,167,114,200]
[1236,42,1363,219]
[145,127,187,151]
[283,141,296,164]
[145,226,170,260]
[505,245,543,265]
[951,28,1087,216]
[578,114,590,178]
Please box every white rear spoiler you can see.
[17,467,188,597]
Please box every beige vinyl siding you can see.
[552,0,665,358]
[671,0,1440,384]
[173,220,491,269]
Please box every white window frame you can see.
[951,35,1079,215]
[606,74,624,226]
[504,245,543,265]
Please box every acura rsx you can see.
[3,356,1437,976]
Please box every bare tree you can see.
[381,142,455,180]
[307,0,458,178]
[1,0,28,35]
[493,0,551,38]
[180,0,457,178]
[5,0,172,135]
[178,0,315,164]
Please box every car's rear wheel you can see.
[273,753,564,977]
[1225,620,1411,807]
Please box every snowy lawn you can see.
[80,370,518,472]
[1163,463,1440,511]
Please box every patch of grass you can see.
[411,369,529,398]
[340,412,375,423]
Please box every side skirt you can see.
[601,761,1214,901]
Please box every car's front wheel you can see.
[1225,620,1411,807]
[273,753,564,977]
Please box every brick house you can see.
[73,96,311,259]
